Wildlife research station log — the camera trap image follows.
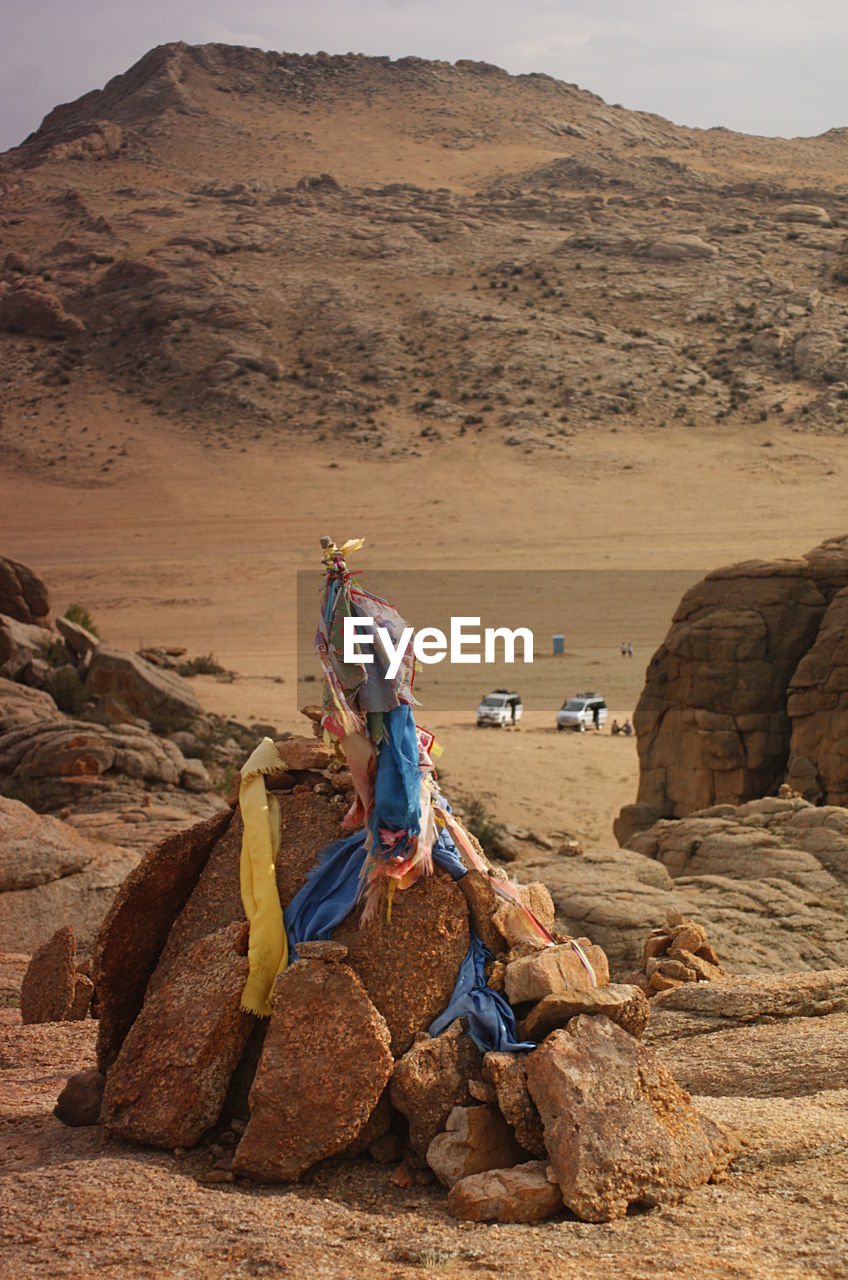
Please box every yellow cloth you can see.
[238,737,289,1016]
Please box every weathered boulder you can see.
[426,1104,527,1188]
[54,1068,106,1126]
[0,556,49,624]
[333,868,470,1055]
[0,676,62,731]
[0,796,137,954]
[787,587,848,804]
[776,203,832,226]
[93,807,232,1070]
[0,613,53,678]
[504,940,609,1005]
[0,284,85,337]
[55,614,100,664]
[20,924,77,1023]
[102,921,253,1148]
[646,234,718,261]
[518,983,649,1041]
[0,718,194,789]
[647,971,848,1099]
[447,1161,563,1223]
[232,954,393,1181]
[86,643,201,727]
[525,1015,722,1221]
[390,1020,483,1157]
[618,559,828,841]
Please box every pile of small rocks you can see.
[623,910,726,997]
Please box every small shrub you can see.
[49,668,90,716]
[178,653,227,677]
[64,604,99,637]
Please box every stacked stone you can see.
[52,737,735,1225]
[624,909,725,996]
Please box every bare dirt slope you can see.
[3,43,848,845]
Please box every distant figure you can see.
[621,642,627,657]
[593,703,601,730]
[627,642,633,658]
[622,718,634,736]
[611,719,621,735]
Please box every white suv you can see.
[476,690,523,727]
[556,692,607,732]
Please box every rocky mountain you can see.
[2,41,848,463]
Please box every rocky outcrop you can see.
[787,587,848,803]
[0,557,49,624]
[0,284,85,337]
[0,797,137,953]
[0,614,54,678]
[0,678,62,732]
[647,970,848,1099]
[525,797,848,976]
[86,643,201,727]
[617,536,848,844]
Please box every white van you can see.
[556,692,607,732]
[477,690,523,727]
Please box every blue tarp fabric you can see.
[428,933,534,1053]
[283,822,531,1053]
[367,703,422,855]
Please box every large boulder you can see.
[787,587,848,804]
[0,677,62,731]
[86,643,201,728]
[0,556,49,624]
[619,560,827,841]
[19,924,78,1023]
[0,613,54,678]
[101,920,254,1148]
[0,796,137,953]
[618,537,848,844]
[333,868,470,1055]
[232,951,393,1181]
[0,284,85,337]
[525,1015,726,1221]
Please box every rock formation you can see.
[523,795,848,976]
[72,736,732,1223]
[616,534,848,845]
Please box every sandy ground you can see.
[3,382,848,846]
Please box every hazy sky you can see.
[1,0,847,153]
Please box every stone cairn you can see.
[623,910,726,997]
[50,729,736,1223]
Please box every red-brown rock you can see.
[93,807,232,1070]
[101,921,253,1148]
[525,1014,717,1221]
[482,1051,546,1157]
[0,556,49,624]
[232,956,393,1181]
[334,869,470,1055]
[504,941,609,1005]
[518,983,650,1042]
[54,1068,105,1126]
[390,1020,483,1157]
[20,924,77,1024]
